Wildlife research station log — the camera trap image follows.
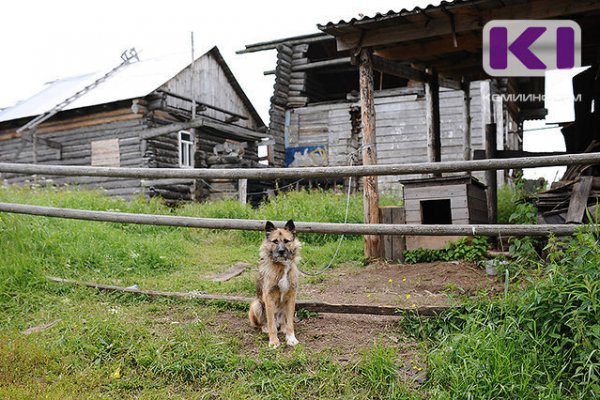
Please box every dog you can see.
[248,220,301,348]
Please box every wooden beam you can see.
[485,123,497,224]
[463,80,472,162]
[293,57,351,71]
[333,0,600,51]
[372,56,426,82]
[157,90,249,121]
[47,276,449,316]
[566,176,593,223]
[2,153,600,180]
[238,179,248,205]
[375,32,481,61]
[359,48,380,258]
[237,33,332,54]
[473,150,568,160]
[140,118,268,142]
[0,202,591,237]
[140,118,205,140]
[425,69,441,177]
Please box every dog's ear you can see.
[265,221,275,237]
[284,219,296,234]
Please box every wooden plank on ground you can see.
[566,176,593,223]
[47,277,449,316]
[212,262,250,282]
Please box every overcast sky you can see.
[0,0,581,182]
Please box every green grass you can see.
[0,186,418,399]
[402,229,600,399]
[1,185,598,399]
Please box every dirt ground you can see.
[301,261,503,308]
[211,261,500,362]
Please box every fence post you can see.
[485,123,497,223]
[358,48,380,258]
[379,206,406,263]
[238,179,247,205]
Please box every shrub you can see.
[403,236,489,264]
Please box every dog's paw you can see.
[286,334,299,347]
[268,339,280,349]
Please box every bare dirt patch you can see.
[301,261,503,308]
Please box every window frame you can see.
[178,130,194,169]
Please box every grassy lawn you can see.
[0,186,597,399]
[1,187,419,399]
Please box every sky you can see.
[0,0,582,183]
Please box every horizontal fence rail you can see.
[1,152,600,180]
[48,277,448,316]
[0,202,589,236]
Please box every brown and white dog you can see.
[248,220,301,348]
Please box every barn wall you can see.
[0,112,146,199]
[282,81,490,194]
[161,52,258,130]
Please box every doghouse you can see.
[402,175,488,250]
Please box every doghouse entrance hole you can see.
[420,199,452,224]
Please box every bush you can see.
[403,236,489,264]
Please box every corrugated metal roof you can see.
[0,47,211,124]
[318,0,474,30]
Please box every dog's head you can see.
[263,220,299,262]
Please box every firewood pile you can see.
[532,141,600,224]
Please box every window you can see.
[420,199,452,224]
[258,138,273,166]
[178,130,194,168]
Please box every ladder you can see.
[13,48,140,162]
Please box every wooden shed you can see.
[0,46,268,202]
[402,175,488,249]
[239,33,522,195]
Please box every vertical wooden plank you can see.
[359,48,380,259]
[462,80,472,163]
[425,69,441,177]
[392,207,406,263]
[565,176,593,223]
[485,123,497,224]
[238,179,248,205]
[379,206,406,263]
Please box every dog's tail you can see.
[248,299,264,328]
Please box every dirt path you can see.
[209,261,501,361]
[301,261,503,308]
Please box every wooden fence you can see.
[0,152,599,238]
[1,155,599,316]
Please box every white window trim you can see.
[178,130,194,169]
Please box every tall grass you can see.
[402,227,600,399]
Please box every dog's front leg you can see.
[263,293,280,348]
[283,291,299,346]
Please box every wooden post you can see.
[358,48,380,258]
[485,123,497,224]
[462,80,472,162]
[425,69,441,177]
[238,179,248,205]
[379,206,406,263]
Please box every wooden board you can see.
[211,262,250,282]
[566,176,593,223]
[379,206,406,263]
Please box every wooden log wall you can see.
[268,44,293,167]
[283,82,487,195]
[0,110,147,199]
